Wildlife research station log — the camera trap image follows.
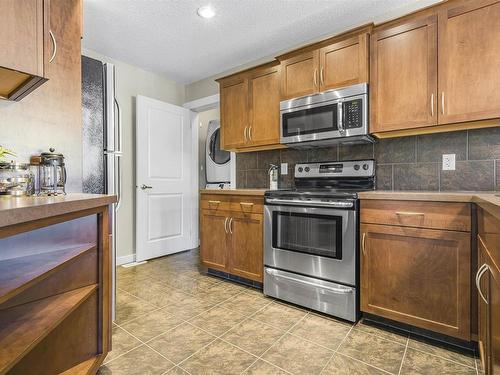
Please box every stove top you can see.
[266,159,376,200]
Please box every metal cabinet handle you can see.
[243,126,248,142]
[240,202,254,206]
[362,233,366,256]
[49,30,57,63]
[140,184,152,190]
[248,126,252,141]
[224,217,229,234]
[441,92,445,115]
[476,263,489,304]
[395,212,425,217]
[313,69,318,87]
[208,200,221,205]
[229,217,233,234]
[320,66,324,86]
[431,93,434,117]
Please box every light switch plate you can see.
[442,154,456,171]
[281,163,288,175]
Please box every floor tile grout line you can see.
[407,346,478,370]
[335,352,394,375]
[397,336,409,375]
[319,324,354,375]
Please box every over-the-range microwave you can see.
[280,83,373,148]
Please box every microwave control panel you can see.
[343,99,363,129]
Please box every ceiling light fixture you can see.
[197,5,216,19]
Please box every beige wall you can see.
[198,108,221,188]
[83,49,186,262]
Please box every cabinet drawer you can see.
[360,200,471,232]
[201,195,264,214]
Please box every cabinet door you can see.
[319,34,369,91]
[438,0,500,124]
[370,16,438,133]
[229,213,263,282]
[200,210,229,272]
[478,239,491,374]
[220,76,248,150]
[488,251,500,374]
[280,50,319,100]
[360,223,470,340]
[0,0,44,76]
[247,65,281,147]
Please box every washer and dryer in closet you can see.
[205,120,232,189]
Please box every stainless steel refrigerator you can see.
[82,56,122,320]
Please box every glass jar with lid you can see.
[39,148,67,196]
[0,162,35,196]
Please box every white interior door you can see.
[136,95,197,262]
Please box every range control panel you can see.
[295,160,375,178]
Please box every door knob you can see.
[140,184,153,190]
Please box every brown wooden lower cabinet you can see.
[477,204,500,374]
[360,222,471,340]
[200,195,263,283]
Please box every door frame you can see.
[183,94,236,246]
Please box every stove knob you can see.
[304,167,310,172]
[363,164,369,170]
[298,167,303,172]
[354,164,360,171]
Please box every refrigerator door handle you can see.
[114,98,122,153]
[115,153,122,210]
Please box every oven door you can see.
[264,204,356,286]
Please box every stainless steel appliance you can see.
[38,148,67,196]
[0,162,34,196]
[280,83,372,148]
[81,57,121,320]
[264,159,375,322]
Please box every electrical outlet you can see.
[281,163,288,175]
[442,154,456,171]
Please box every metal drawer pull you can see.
[431,93,434,117]
[362,233,366,256]
[224,217,229,234]
[229,217,233,234]
[476,263,489,304]
[240,202,254,206]
[441,92,445,115]
[49,30,57,63]
[395,212,425,216]
[208,200,221,205]
[266,269,353,294]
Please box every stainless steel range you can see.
[263,159,375,322]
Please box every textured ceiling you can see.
[83,0,441,84]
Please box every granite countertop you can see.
[200,189,267,196]
[358,190,500,207]
[0,193,117,228]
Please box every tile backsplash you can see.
[236,127,500,191]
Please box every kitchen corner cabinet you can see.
[477,204,500,374]
[360,200,472,340]
[218,63,282,152]
[371,0,500,134]
[200,194,264,283]
[279,32,369,100]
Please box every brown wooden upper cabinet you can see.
[218,63,282,152]
[0,0,58,101]
[279,32,369,100]
[371,0,500,134]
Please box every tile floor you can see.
[99,249,481,375]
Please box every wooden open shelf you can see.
[0,244,96,305]
[0,284,97,375]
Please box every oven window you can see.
[282,104,338,137]
[272,212,342,259]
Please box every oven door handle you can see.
[266,198,353,209]
[265,269,353,294]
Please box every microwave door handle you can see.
[338,101,345,134]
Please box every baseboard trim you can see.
[117,254,135,266]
